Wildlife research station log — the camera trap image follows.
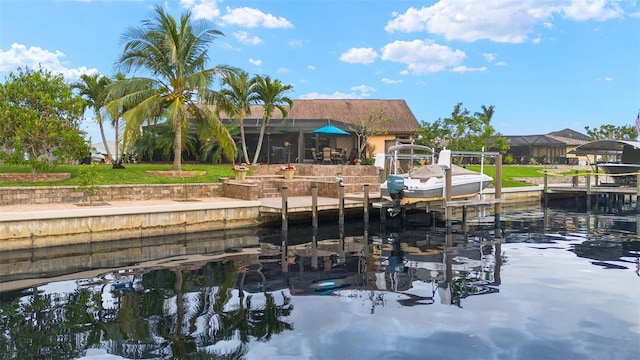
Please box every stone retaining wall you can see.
[0,173,71,182]
[0,183,224,205]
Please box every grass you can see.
[466,164,552,187]
[0,163,238,186]
[0,163,553,188]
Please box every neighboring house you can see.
[504,128,591,165]
[221,99,420,164]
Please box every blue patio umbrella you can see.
[311,124,350,136]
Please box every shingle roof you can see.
[240,99,420,134]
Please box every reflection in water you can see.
[0,209,639,359]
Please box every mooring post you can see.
[494,154,503,237]
[586,175,592,211]
[462,205,467,234]
[311,183,318,269]
[543,172,548,208]
[445,166,453,233]
[281,186,288,272]
[380,204,386,231]
[636,175,640,214]
[363,184,370,230]
[311,183,318,233]
[339,183,345,243]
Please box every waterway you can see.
[0,205,639,359]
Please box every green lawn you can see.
[0,163,237,186]
[466,164,551,187]
[0,163,551,187]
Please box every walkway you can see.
[0,192,382,222]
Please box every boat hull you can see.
[598,163,640,185]
[380,174,493,199]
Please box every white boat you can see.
[376,144,493,207]
[569,140,640,185]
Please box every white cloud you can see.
[381,77,403,84]
[276,67,289,73]
[249,58,262,66]
[301,85,374,99]
[307,65,316,70]
[299,91,357,99]
[482,52,496,62]
[220,7,293,28]
[383,0,624,44]
[181,0,221,20]
[351,84,375,95]
[289,39,307,48]
[339,47,378,64]
[0,43,98,81]
[380,39,466,75]
[451,66,487,74]
[233,31,263,45]
[562,0,623,21]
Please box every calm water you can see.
[1,206,639,360]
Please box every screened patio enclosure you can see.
[505,135,568,165]
[238,119,356,165]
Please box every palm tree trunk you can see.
[240,121,250,164]
[97,113,112,163]
[172,114,182,171]
[251,119,268,165]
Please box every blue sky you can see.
[1,0,639,143]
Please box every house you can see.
[221,99,420,164]
[504,128,591,165]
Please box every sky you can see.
[1,0,639,144]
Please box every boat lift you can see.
[374,144,504,237]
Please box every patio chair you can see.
[322,147,332,164]
[310,148,322,164]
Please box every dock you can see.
[543,172,640,211]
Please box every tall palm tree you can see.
[108,6,237,171]
[218,71,259,164]
[251,75,293,165]
[73,73,112,159]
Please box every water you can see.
[1,206,639,359]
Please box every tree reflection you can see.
[0,259,296,359]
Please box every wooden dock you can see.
[543,172,640,211]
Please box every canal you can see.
[0,205,639,359]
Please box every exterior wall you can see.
[367,135,396,157]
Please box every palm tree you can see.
[251,75,293,165]
[218,71,259,164]
[73,73,112,159]
[108,6,237,171]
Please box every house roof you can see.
[505,135,566,147]
[229,99,420,134]
[568,140,640,155]
[506,128,590,147]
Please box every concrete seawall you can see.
[0,200,261,252]
[0,183,544,252]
